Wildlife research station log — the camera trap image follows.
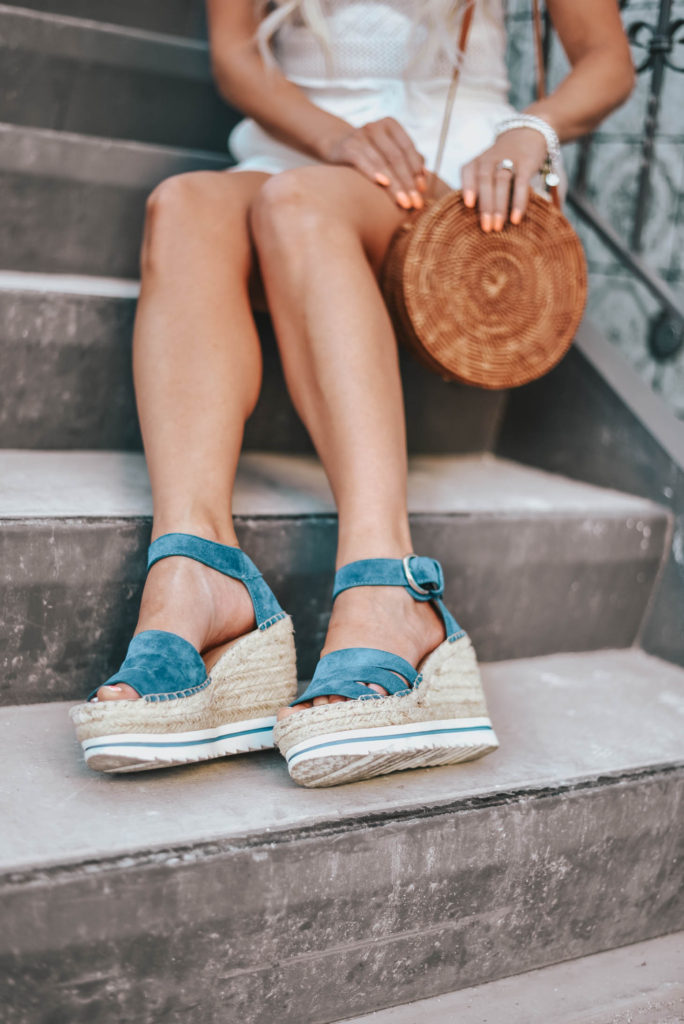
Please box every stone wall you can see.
[506,0,684,418]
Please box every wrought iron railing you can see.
[553,0,684,364]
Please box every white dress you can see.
[228,0,521,188]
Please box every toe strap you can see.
[89,630,208,702]
[290,647,418,707]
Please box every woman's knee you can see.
[140,172,250,278]
[249,168,356,259]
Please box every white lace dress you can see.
[228,0,521,187]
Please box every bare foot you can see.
[94,554,256,701]
[277,584,444,720]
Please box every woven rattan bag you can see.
[380,1,587,390]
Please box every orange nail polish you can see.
[493,214,504,231]
[510,209,521,225]
[396,191,411,209]
[410,190,424,210]
[417,174,427,192]
[463,189,475,207]
[481,213,492,232]
[375,172,391,186]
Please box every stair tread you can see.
[0,449,666,519]
[338,932,684,1024]
[2,648,683,875]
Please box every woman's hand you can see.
[322,118,427,210]
[460,127,548,231]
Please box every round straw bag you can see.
[381,0,587,390]
[381,188,587,390]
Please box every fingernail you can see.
[493,214,504,231]
[510,209,521,225]
[375,172,391,187]
[463,189,475,207]
[481,213,492,232]
[396,191,411,210]
[410,190,424,210]
[417,175,427,192]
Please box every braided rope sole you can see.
[274,632,498,788]
[70,616,297,773]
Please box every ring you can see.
[496,158,515,174]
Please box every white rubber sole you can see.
[285,716,499,787]
[81,715,277,773]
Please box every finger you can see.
[461,161,477,207]
[493,165,514,231]
[370,125,421,208]
[477,162,495,232]
[343,139,394,190]
[383,118,425,184]
[510,165,535,224]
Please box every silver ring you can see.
[496,158,515,174]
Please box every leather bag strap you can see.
[432,0,548,183]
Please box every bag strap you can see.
[432,0,476,183]
[432,0,549,188]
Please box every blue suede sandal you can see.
[70,533,297,773]
[273,554,498,788]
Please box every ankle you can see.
[335,527,413,570]
[150,517,239,548]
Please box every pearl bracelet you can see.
[494,114,562,186]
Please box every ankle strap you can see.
[333,556,444,601]
[147,533,285,628]
[333,555,462,638]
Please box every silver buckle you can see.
[402,554,432,596]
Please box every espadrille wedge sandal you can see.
[274,555,498,788]
[70,533,297,773]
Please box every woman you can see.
[70,0,634,785]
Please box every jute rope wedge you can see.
[70,533,297,773]
[274,555,498,788]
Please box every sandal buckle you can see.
[403,554,439,597]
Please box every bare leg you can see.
[97,170,269,700]
[250,167,444,716]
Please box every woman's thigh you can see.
[249,165,411,275]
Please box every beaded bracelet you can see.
[494,114,562,186]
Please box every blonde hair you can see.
[256,0,494,70]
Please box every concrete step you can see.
[339,933,684,1024]
[0,5,237,150]
[0,122,230,275]
[0,271,505,453]
[5,0,207,37]
[0,449,669,704]
[1,649,683,1023]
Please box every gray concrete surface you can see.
[0,452,671,701]
[0,6,238,150]
[340,933,684,1024]
[0,278,505,453]
[0,123,230,276]
[10,0,207,37]
[498,322,684,667]
[0,450,662,520]
[2,647,682,873]
[1,650,682,1023]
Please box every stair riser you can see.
[0,125,230,277]
[0,511,667,704]
[6,0,207,37]
[0,290,504,453]
[0,9,236,151]
[2,770,682,1024]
